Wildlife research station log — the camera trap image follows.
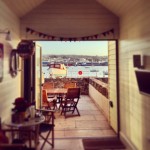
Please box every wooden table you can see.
[47,88,68,95]
[46,88,68,110]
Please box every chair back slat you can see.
[43,82,54,90]
[42,89,56,110]
[42,89,48,103]
[64,82,76,89]
[61,88,81,118]
[66,88,80,99]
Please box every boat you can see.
[76,61,108,66]
[42,60,50,66]
[48,63,67,78]
[103,70,108,75]
[76,62,93,66]
[90,69,99,72]
[101,61,108,66]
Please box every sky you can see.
[36,41,108,56]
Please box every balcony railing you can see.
[45,77,108,95]
[89,78,108,99]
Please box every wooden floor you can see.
[38,95,117,150]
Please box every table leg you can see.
[34,125,40,149]
[29,130,32,148]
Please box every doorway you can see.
[23,40,119,136]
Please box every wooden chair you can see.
[60,88,80,118]
[57,82,77,108]
[43,82,55,98]
[64,82,76,88]
[37,109,55,150]
[43,82,54,90]
[42,89,56,111]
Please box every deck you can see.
[38,95,116,149]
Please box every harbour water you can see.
[42,66,108,78]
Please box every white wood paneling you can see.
[97,0,141,17]
[2,0,142,19]
[20,0,119,40]
[0,1,21,122]
[2,0,46,18]
[108,41,118,133]
[119,1,150,149]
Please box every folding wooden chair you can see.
[42,89,57,122]
[38,109,55,150]
[43,82,55,98]
[42,89,56,110]
[57,82,77,109]
[61,88,80,118]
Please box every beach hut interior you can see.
[0,0,150,149]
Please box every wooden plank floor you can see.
[38,95,117,150]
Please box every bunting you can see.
[26,27,114,41]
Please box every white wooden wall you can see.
[0,1,21,122]
[1,0,150,149]
[108,41,117,133]
[119,1,150,150]
[2,0,45,17]
[20,0,119,40]
[97,0,141,17]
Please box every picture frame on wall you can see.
[0,43,4,82]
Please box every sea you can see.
[42,66,108,78]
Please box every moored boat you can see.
[42,60,50,66]
[48,63,67,78]
[90,69,99,72]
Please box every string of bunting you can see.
[26,27,114,41]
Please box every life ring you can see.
[78,71,82,75]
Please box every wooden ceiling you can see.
[2,0,46,17]
[2,0,141,18]
[20,0,119,39]
[2,0,142,40]
[97,0,141,17]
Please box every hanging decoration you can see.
[17,40,35,59]
[26,27,114,41]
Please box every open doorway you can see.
[38,41,108,79]
[32,40,119,138]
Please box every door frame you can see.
[35,40,120,134]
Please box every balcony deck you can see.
[38,95,116,150]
